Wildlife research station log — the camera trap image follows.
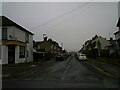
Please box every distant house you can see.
[34,36,62,56]
[81,35,111,51]
[106,37,117,55]
[114,17,120,54]
[91,36,111,50]
[80,35,111,56]
[0,16,34,64]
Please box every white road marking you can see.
[86,61,113,78]
[92,65,113,77]
[61,56,73,80]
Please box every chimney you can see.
[110,37,113,44]
[44,36,47,41]
[43,34,47,41]
[110,37,113,41]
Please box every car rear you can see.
[56,54,64,61]
[78,54,87,61]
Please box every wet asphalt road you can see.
[2,55,120,88]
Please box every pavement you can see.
[87,58,120,80]
[2,58,56,79]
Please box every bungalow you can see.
[0,16,34,64]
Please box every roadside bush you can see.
[90,49,98,58]
[82,50,90,57]
[100,49,109,57]
[44,52,52,60]
[110,52,120,58]
[82,49,98,58]
[33,52,43,62]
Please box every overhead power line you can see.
[31,1,94,30]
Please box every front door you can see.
[8,45,15,64]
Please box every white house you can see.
[113,2,120,54]
[91,36,111,50]
[0,16,34,64]
[114,18,120,54]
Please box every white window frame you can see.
[19,46,25,58]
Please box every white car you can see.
[78,54,87,60]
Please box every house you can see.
[81,35,111,51]
[91,36,111,50]
[0,16,34,64]
[114,17,120,54]
[114,0,120,54]
[80,35,111,56]
[106,37,117,55]
[34,36,62,56]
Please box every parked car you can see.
[56,54,64,61]
[63,53,70,58]
[78,54,87,61]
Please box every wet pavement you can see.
[2,55,120,88]
[2,58,56,79]
[87,58,120,79]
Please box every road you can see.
[2,55,120,88]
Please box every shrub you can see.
[100,49,109,57]
[82,49,98,58]
[91,49,98,58]
[44,52,52,60]
[33,52,43,62]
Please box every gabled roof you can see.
[114,30,120,35]
[0,16,34,35]
[117,17,120,27]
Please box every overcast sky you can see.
[2,2,118,52]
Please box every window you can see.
[27,50,28,57]
[2,28,7,40]
[19,46,25,58]
[0,45,1,59]
[25,33,29,43]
